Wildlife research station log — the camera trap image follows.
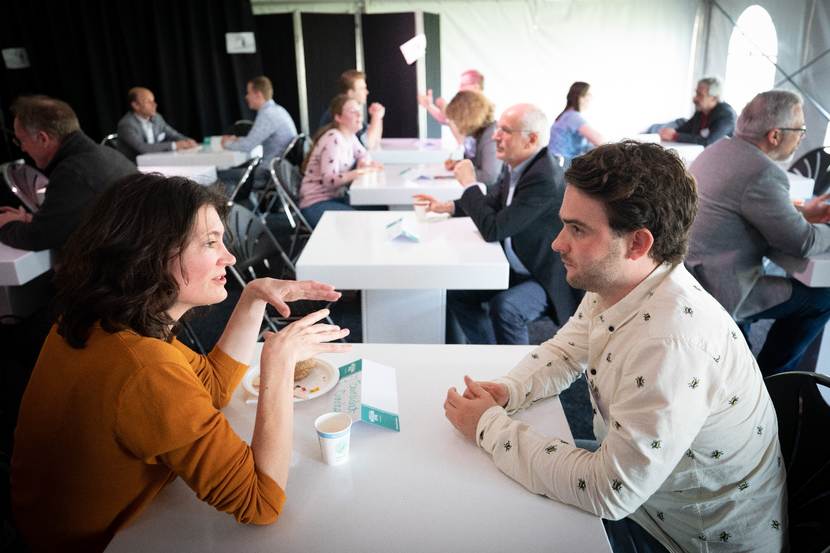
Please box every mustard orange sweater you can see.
[12,325,285,552]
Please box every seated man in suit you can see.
[0,95,136,253]
[417,103,581,345]
[687,89,830,375]
[318,70,385,150]
[658,77,736,147]
[117,87,197,161]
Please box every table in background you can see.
[0,243,52,316]
[787,172,815,201]
[136,145,262,170]
[371,138,454,165]
[350,163,462,207]
[661,141,704,165]
[296,212,508,343]
[137,165,218,186]
[105,343,611,553]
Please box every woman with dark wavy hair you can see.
[11,173,350,552]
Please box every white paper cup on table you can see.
[413,200,429,221]
[314,412,352,465]
[210,135,223,152]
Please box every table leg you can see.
[362,289,446,343]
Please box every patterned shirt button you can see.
[590,368,597,375]
[608,326,615,332]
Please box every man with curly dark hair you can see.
[445,141,786,552]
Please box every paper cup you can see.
[314,412,352,465]
[210,135,223,152]
[413,200,429,221]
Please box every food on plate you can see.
[294,358,316,381]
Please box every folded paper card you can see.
[399,33,426,65]
[332,359,400,431]
[385,217,420,242]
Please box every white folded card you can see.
[332,359,400,431]
[384,217,420,242]
[399,33,426,65]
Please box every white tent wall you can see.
[703,0,828,158]
[254,0,828,152]
[254,0,704,139]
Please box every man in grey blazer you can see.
[687,90,830,375]
[116,87,197,162]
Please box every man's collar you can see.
[507,147,543,178]
[132,112,152,123]
[590,262,674,328]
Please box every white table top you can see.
[105,343,610,553]
[768,250,830,288]
[136,145,262,170]
[350,163,463,206]
[661,141,704,165]
[138,165,218,186]
[371,138,455,165]
[296,211,509,290]
[0,243,52,286]
[787,172,814,201]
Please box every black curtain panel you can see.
[301,13,357,135]
[423,13,442,139]
[0,0,263,164]
[254,13,300,127]
[362,13,418,138]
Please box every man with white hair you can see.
[687,89,830,375]
[659,77,736,146]
[417,103,580,344]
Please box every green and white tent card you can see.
[332,359,400,432]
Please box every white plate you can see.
[242,359,339,403]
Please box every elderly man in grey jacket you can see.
[686,89,830,375]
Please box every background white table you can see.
[138,164,218,186]
[136,145,262,170]
[105,343,611,553]
[661,141,704,165]
[0,243,53,316]
[787,172,815,201]
[296,212,509,343]
[371,138,455,165]
[350,163,462,206]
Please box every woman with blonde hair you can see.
[299,94,382,227]
[444,90,502,186]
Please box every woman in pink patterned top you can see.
[299,95,381,227]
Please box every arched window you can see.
[724,5,778,114]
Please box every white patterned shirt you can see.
[476,262,786,552]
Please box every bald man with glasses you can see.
[417,103,581,344]
[687,89,830,376]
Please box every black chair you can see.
[281,133,307,167]
[229,119,254,137]
[225,156,262,208]
[789,146,830,196]
[224,203,335,334]
[765,371,830,552]
[252,133,306,218]
[100,132,136,163]
[1,159,48,213]
[268,157,313,262]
